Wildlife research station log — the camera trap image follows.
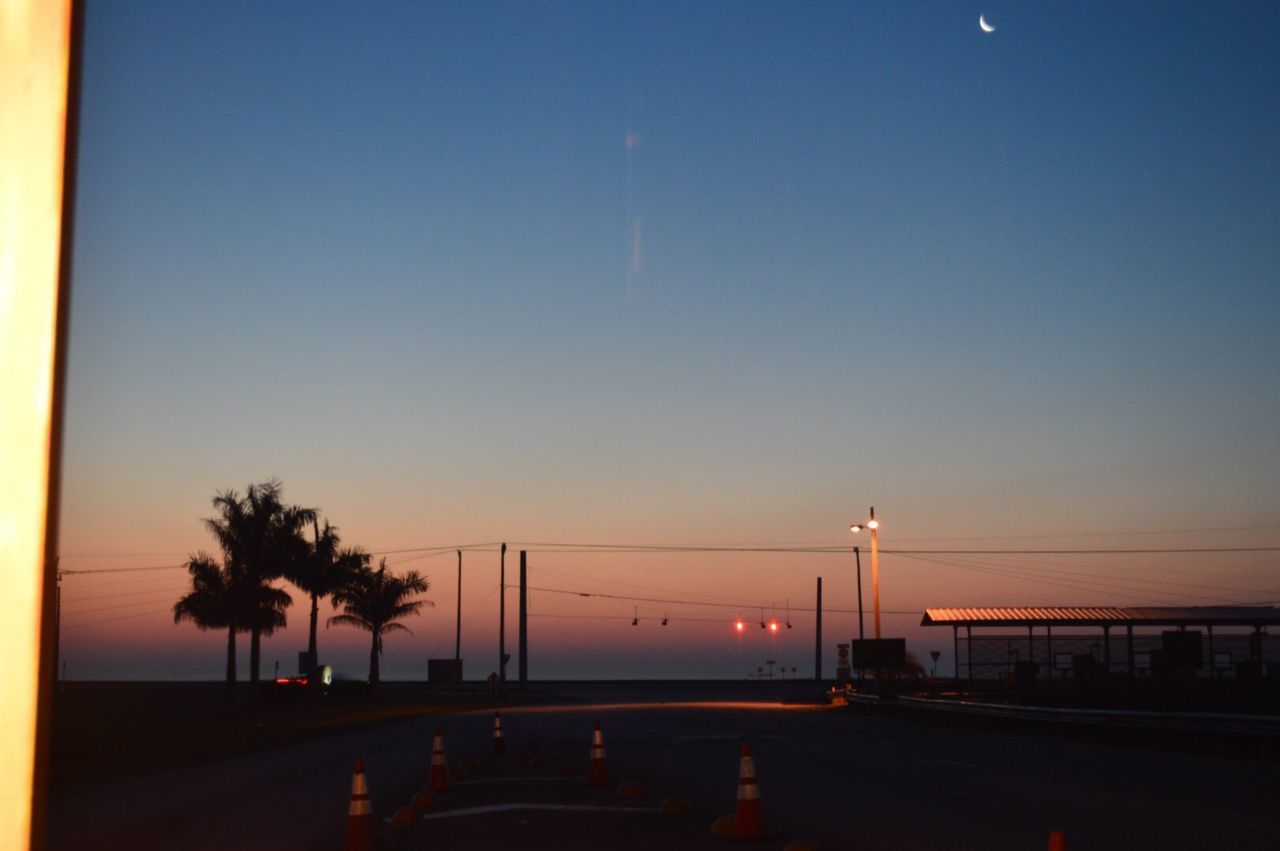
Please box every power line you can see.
[61,583,187,603]
[886,547,1280,555]
[55,540,1280,578]
[61,563,186,576]
[62,589,185,616]
[62,606,175,630]
[899,551,1276,599]
[524,583,918,615]
[895,552,1277,607]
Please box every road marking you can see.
[450,777,569,786]
[913,756,979,769]
[667,733,787,743]
[387,803,657,822]
[463,701,823,716]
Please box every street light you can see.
[850,506,882,639]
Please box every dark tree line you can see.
[173,480,430,702]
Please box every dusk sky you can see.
[58,2,1279,681]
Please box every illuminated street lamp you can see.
[850,507,882,639]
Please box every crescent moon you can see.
[979,15,996,33]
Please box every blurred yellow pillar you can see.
[0,0,76,847]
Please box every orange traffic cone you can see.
[345,758,375,851]
[492,711,506,756]
[1047,829,1068,851]
[430,728,450,793]
[585,721,608,785]
[734,742,765,839]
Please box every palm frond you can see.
[327,613,368,630]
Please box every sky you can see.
[58,1,1280,681]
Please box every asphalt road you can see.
[46,690,1276,850]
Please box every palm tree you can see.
[289,517,368,674]
[202,480,313,694]
[328,559,432,695]
[173,552,246,705]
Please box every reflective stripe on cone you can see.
[345,758,376,851]
[430,728,450,793]
[585,721,609,786]
[734,742,765,839]
[492,711,506,756]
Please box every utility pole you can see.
[518,550,528,689]
[814,576,822,681]
[849,508,880,638]
[854,546,864,640]
[869,507,881,639]
[454,550,462,661]
[499,543,506,682]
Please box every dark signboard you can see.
[848,638,907,669]
[428,658,463,684]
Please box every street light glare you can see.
[867,519,879,529]
[850,524,863,533]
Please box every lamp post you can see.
[850,507,882,639]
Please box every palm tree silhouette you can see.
[202,480,313,696]
[328,558,432,695]
[173,552,246,705]
[290,517,368,676]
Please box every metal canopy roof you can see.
[921,606,1280,628]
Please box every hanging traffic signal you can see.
[768,621,779,633]
[734,619,745,633]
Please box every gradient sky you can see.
[58,2,1279,681]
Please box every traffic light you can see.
[768,621,779,633]
[735,619,745,633]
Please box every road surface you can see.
[46,691,1276,850]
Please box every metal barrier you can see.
[844,687,1280,737]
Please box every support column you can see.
[953,625,960,684]
[966,625,974,690]
[1102,625,1111,674]
[1207,625,1215,678]
[518,550,527,689]
[1047,625,1054,694]
[1126,625,1134,676]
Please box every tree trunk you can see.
[309,517,322,670]
[308,591,319,667]
[369,633,380,698]
[225,624,236,707]
[250,625,261,702]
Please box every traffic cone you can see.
[585,721,608,786]
[492,711,506,756]
[430,728,449,793]
[734,742,765,839]
[345,758,375,851]
[1047,829,1068,851]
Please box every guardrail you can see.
[844,688,1280,738]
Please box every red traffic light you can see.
[734,620,745,632]
[768,621,779,633]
